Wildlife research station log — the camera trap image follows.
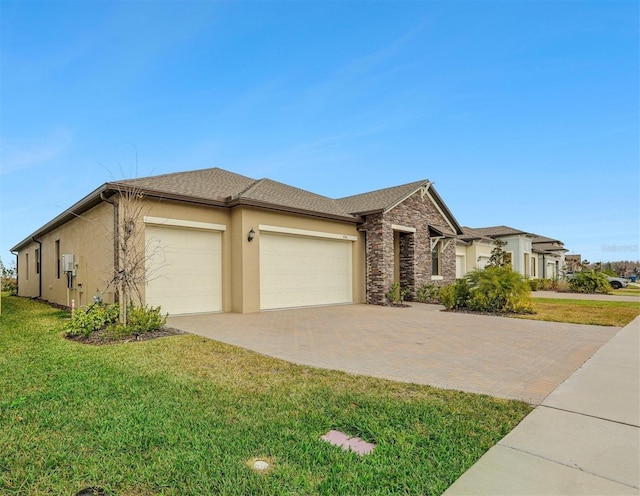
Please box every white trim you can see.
[431,275,444,281]
[143,216,226,232]
[430,236,444,251]
[391,224,416,233]
[259,224,357,241]
[385,181,432,213]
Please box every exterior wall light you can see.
[248,228,255,242]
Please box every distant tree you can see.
[0,257,17,293]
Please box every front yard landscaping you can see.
[0,295,531,496]
[523,298,640,327]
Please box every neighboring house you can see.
[455,228,495,277]
[564,254,582,273]
[531,234,569,279]
[11,167,462,314]
[456,226,568,279]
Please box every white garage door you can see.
[145,225,222,315]
[260,232,352,310]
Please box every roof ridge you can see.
[234,177,264,198]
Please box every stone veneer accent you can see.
[362,191,457,305]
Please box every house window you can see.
[25,253,29,280]
[432,242,441,276]
[504,252,513,268]
[35,248,40,274]
[531,257,537,277]
[56,240,61,279]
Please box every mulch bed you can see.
[65,327,184,346]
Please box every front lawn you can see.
[0,295,531,495]
[611,286,640,296]
[519,298,640,327]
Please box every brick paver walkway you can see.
[168,303,619,404]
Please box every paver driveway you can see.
[168,303,619,404]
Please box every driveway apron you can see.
[168,303,619,405]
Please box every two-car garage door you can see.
[260,232,353,310]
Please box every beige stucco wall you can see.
[455,240,493,277]
[17,201,115,308]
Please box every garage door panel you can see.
[260,233,352,310]
[145,226,221,315]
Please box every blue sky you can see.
[1,0,638,267]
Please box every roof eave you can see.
[109,183,228,208]
[11,184,113,252]
[227,197,363,223]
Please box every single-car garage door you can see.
[145,225,222,315]
[260,232,352,310]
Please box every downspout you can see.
[542,254,546,279]
[32,237,42,299]
[101,191,120,303]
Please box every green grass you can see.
[611,287,640,296]
[518,298,640,327]
[0,295,531,495]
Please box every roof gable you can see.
[336,180,428,215]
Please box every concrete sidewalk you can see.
[443,316,640,495]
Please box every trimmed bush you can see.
[568,271,611,294]
[109,305,168,338]
[466,267,533,314]
[385,282,410,305]
[416,283,441,303]
[438,279,470,310]
[64,304,120,338]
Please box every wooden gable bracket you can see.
[430,236,444,251]
[431,237,453,252]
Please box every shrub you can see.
[568,271,611,294]
[438,279,470,310]
[416,283,440,303]
[109,305,168,338]
[466,267,533,314]
[385,282,410,305]
[64,304,120,338]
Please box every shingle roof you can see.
[471,225,529,237]
[235,178,354,218]
[458,227,495,242]
[11,167,464,250]
[116,167,256,202]
[336,180,428,214]
[116,167,356,220]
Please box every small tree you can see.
[108,185,163,324]
[466,266,533,313]
[0,257,17,294]
[486,239,510,268]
